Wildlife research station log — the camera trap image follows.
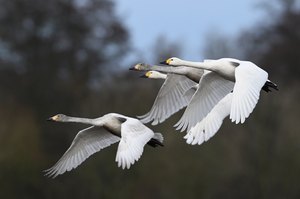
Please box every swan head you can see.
[140,71,167,79]
[129,63,152,71]
[47,114,68,122]
[160,57,182,66]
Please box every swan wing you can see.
[184,93,233,145]
[175,71,234,132]
[116,117,154,169]
[230,62,268,124]
[138,74,196,125]
[44,126,120,178]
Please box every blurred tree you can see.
[0,0,129,113]
[202,31,237,59]
[151,36,182,63]
[237,0,300,84]
[0,0,129,198]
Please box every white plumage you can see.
[174,71,234,132]
[230,62,268,124]
[116,117,154,169]
[138,71,197,125]
[184,92,233,145]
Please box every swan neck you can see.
[181,60,214,70]
[151,65,181,75]
[157,73,167,79]
[65,116,96,125]
[151,65,170,72]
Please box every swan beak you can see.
[140,74,147,78]
[160,59,170,65]
[47,117,54,121]
[47,115,58,121]
[140,71,151,78]
[129,63,142,71]
[140,71,152,78]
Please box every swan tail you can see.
[147,133,164,147]
[262,80,278,92]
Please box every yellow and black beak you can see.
[160,58,171,65]
[129,63,141,71]
[47,115,58,122]
[140,71,151,78]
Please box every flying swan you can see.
[45,113,163,178]
[160,57,278,129]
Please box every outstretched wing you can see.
[115,118,154,169]
[45,126,120,178]
[184,93,233,145]
[230,61,268,124]
[175,71,234,132]
[138,74,196,125]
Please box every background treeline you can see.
[0,0,299,198]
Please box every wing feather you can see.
[44,126,120,178]
[115,118,155,169]
[138,74,196,125]
[230,62,268,124]
[175,71,234,132]
[184,93,233,145]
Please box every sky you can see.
[115,0,263,62]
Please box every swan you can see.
[45,113,164,178]
[160,57,278,126]
[184,92,233,145]
[137,71,197,125]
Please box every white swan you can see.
[45,113,163,178]
[131,68,198,125]
[161,57,278,127]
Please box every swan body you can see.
[45,113,163,178]
[137,70,197,125]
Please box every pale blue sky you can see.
[116,0,262,62]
